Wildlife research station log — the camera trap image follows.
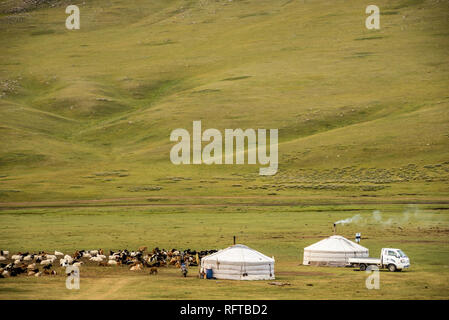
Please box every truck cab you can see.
[381,248,410,271]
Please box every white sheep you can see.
[72,262,83,267]
[40,259,52,266]
[89,250,98,255]
[46,254,56,261]
[54,251,64,256]
[0,250,9,258]
[11,254,21,260]
[90,256,103,262]
[0,256,6,261]
[23,255,33,261]
[82,252,92,258]
[98,254,106,259]
[108,260,118,265]
[63,255,73,263]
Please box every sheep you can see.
[63,255,73,263]
[98,261,108,267]
[45,254,57,262]
[129,263,143,271]
[82,252,92,258]
[89,250,98,256]
[72,262,83,268]
[23,255,33,261]
[107,260,118,265]
[0,256,5,261]
[60,258,69,267]
[11,254,21,261]
[34,272,42,277]
[90,256,103,262]
[0,250,9,258]
[54,251,64,256]
[40,259,52,266]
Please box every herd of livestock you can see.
[0,247,218,278]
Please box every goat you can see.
[43,264,52,270]
[149,267,158,275]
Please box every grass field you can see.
[1,203,448,299]
[0,0,448,299]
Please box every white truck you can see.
[348,248,410,272]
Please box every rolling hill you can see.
[0,0,448,202]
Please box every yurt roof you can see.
[304,235,368,253]
[202,244,274,263]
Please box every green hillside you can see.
[0,0,448,202]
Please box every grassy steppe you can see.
[0,0,448,201]
[0,204,448,299]
[0,0,448,300]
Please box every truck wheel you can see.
[388,264,397,272]
[359,264,367,271]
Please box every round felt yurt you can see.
[200,244,275,280]
[303,235,369,267]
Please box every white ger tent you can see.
[303,235,369,267]
[201,244,275,280]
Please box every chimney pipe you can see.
[333,223,336,235]
[233,236,236,245]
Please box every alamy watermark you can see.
[365,265,380,290]
[170,121,278,175]
[366,5,380,30]
[65,265,80,290]
[65,5,80,30]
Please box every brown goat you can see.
[149,267,158,275]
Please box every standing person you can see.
[181,261,188,277]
